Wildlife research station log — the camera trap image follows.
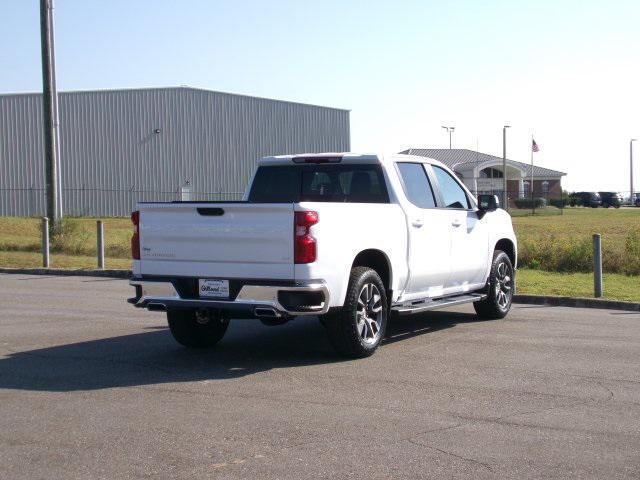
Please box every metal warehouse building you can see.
[0,86,350,216]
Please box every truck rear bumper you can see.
[128,278,330,317]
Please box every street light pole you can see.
[502,125,510,209]
[631,139,637,204]
[441,126,455,149]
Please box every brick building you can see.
[400,148,566,205]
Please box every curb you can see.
[0,267,131,279]
[1,268,638,312]
[513,294,640,312]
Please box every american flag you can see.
[532,139,540,152]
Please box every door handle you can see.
[197,207,224,216]
[412,219,424,228]
[451,220,462,227]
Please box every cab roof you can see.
[259,152,449,169]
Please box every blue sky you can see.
[1,0,639,190]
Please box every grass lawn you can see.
[511,207,640,246]
[1,209,639,302]
[0,216,131,258]
[517,268,640,303]
[512,207,640,275]
[0,250,132,270]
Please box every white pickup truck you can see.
[129,153,517,358]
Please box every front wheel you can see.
[167,309,229,348]
[474,250,514,320]
[323,267,388,358]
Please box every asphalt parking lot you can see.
[1,274,639,479]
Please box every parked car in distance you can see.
[570,191,602,208]
[128,152,517,358]
[598,192,623,208]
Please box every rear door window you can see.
[396,163,437,208]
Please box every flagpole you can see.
[531,134,535,215]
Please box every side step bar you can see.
[392,293,487,315]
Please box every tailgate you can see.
[138,203,294,279]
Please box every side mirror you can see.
[477,194,500,217]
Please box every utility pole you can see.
[502,125,510,209]
[40,0,62,229]
[631,139,637,203]
[441,126,455,149]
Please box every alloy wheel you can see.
[356,283,383,344]
[495,261,513,309]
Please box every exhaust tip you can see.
[254,307,280,318]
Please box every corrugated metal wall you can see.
[0,87,350,216]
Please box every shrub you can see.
[518,236,592,273]
[528,259,541,270]
[624,229,640,275]
[516,229,640,276]
[51,218,92,256]
[514,197,546,209]
[106,243,130,258]
[549,198,568,208]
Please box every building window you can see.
[542,181,549,195]
[523,181,530,197]
[479,167,503,179]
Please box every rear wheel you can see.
[323,267,388,358]
[167,309,229,348]
[474,250,514,320]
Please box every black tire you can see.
[474,250,514,320]
[323,267,388,358]
[167,309,229,348]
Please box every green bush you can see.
[519,236,592,273]
[51,218,92,256]
[517,230,640,275]
[624,229,640,275]
[514,197,546,209]
[549,198,568,208]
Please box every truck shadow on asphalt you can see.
[0,311,479,392]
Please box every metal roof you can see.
[0,86,351,112]
[400,148,566,177]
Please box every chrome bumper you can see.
[129,279,330,316]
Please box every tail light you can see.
[131,210,140,260]
[294,211,318,264]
